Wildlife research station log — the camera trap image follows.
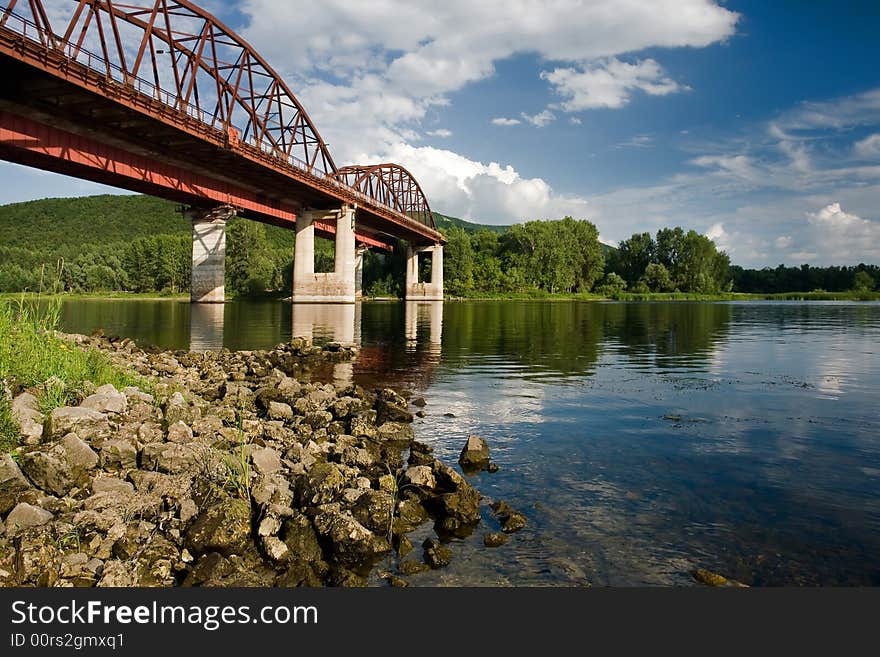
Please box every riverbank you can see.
[0,322,509,587]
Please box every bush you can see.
[595,273,627,297]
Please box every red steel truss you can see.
[0,0,442,246]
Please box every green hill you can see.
[433,212,508,234]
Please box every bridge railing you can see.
[0,7,436,234]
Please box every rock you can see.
[280,513,324,564]
[399,559,430,576]
[487,463,500,473]
[313,510,390,566]
[395,533,414,557]
[179,499,199,524]
[458,435,491,472]
[403,465,436,490]
[267,401,294,422]
[376,422,414,443]
[691,568,749,587]
[351,490,394,534]
[261,536,290,564]
[415,410,426,418]
[378,474,396,493]
[331,397,361,420]
[163,392,191,426]
[91,475,134,495]
[387,575,409,587]
[408,441,434,466]
[4,502,53,536]
[123,387,154,404]
[490,500,527,533]
[141,442,199,474]
[394,498,429,533]
[11,392,43,444]
[276,378,302,406]
[137,421,164,444]
[20,433,99,495]
[13,527,61,586]
[185,497,251,556]
[483,532,507,548]
[422,537,451,569]
[166,421,194,444]
[377,389,413,424]
[100,440,138,471]
[192,415,223,437]
[350,411,378,439]
[294,389,335,415]
[296,462,346,506]
[81,384,127,415]
[250,447,282,475]
[46,407,111,443]
[304,410,332,429]
[411,397,427,408]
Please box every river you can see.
[57,299,880,585]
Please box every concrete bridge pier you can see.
[292,205,357,303]
[405,244,444,300]
[190,205,236,303]
[355,246,368,299]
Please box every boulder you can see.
[483,532,507,548]
[422,537,451,569]
[280,512,324,564]
[250,447,282,476]
[490,500,527,533]
[377,389,413,424]
[312,510,390,566]
[166,421,194,444]
[163,392,191,426]
[1,454,35,513]
[20,434,98,496]
[351,490,394,534]
[349,411,378,439]
[399,559,430,576]
[376,422,414,443]
[11,392,43,444]
[267,401,294,422]
[90,475,135,496]
[81,384,127,415]
[46,407,111,443]
[185,497,251,556]
[141,442,199,475]
[13,526,61,586]
[100,440,138,471]
[261,536,290,564]
[296,462,346,506]
[4,502,53,536]
[403,465,436,490]
[458,435,491,472]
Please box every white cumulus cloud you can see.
[491,117,521,126]
[541,58,685,111]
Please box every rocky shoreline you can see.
[0,332,519,587]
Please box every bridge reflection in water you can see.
[186,301,444,389]
[189,303,225,352]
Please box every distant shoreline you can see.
[2,290,878,303]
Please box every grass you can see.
[0,293,144,452]
[448,290,880,302]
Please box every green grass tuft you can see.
[0,293,144,451]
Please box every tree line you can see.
[0,194,877,296]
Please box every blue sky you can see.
[2,0,879,266]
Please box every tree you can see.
[640,263,673,292]
[611,232,655,286]
[442,227,475,296]
[227,219,276,295]
[853,270,875,291]
[595,272,627,297]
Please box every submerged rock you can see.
[483,532,508,548]
[490,500,527,533]
[422,537,451,569]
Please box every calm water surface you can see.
[59,299,880,585]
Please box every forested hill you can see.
[0,195,502,255]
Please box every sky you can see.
[1,0,879,267]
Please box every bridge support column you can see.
[405,244,444,300]
[355,246,367,299]
[189,206,235,303]
[292,205,357,303]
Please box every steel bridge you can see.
[0,0,445,303]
